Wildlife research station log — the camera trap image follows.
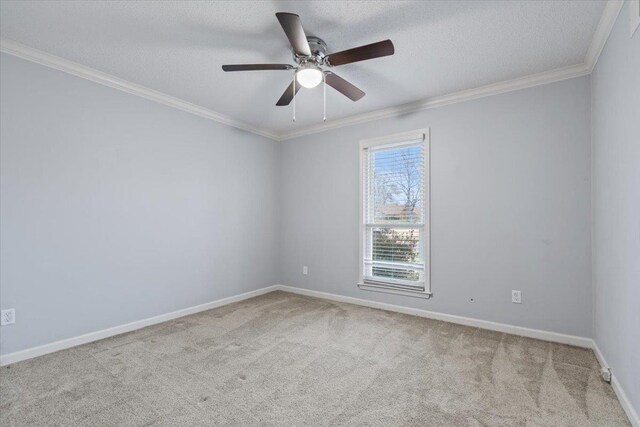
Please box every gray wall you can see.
[0,54,280,355]
[280,76,593,337]
[0,52,595,357]
[591,1,640,414]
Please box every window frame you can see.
[358,128,431,298]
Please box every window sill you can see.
[358,282,432,299]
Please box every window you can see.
[359,129,430,297]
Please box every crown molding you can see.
[278,62,591,140]
[1,1,623,142]
[585,0,624,72]
[0,39,279,141]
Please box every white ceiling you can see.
[1,1,606,135]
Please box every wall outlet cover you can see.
[1,308,16,326]
[303,266,308,275]
[511,290,522,304]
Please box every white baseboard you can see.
[0,285,279,366]
[274,285,592,348]
[591,341,640,427]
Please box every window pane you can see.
[372,227,421,263]
[371,265,420,282]
[372,145,423,223]
[366,227,422,283]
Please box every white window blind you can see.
[359,130,430,296]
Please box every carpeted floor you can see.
[0,291,631,426]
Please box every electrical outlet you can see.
[511,290,522,304]
[1,308,15,326]
[302,266,308,275]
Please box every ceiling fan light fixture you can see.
[296,64,323,88]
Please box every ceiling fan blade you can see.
[324,72,365,101]
[276,80,301,106]
[222,64,293,72]
[326,39,394,66]
[275,12,311,57]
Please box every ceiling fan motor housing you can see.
[294,36,328,65]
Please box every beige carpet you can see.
[0,291,631,426]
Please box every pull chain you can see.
[323,72,326,122]
[292,74,296,122]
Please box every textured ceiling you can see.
[1,0,605,134]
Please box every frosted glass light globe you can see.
[296,66,323,88]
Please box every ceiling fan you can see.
[222,12,395,108]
